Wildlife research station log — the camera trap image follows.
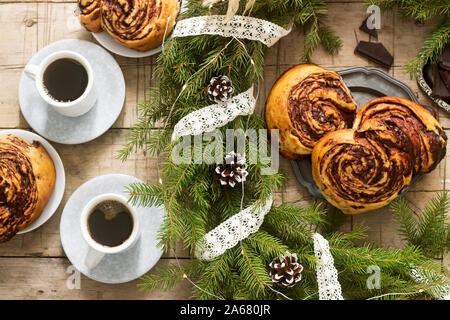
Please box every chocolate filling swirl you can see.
[353,97,447,175]
[102,0,163,42]
[78,0,103,33]
[319,131,412,205]
[79,0,102,14]
[312,96,447,214]
[287,71,356,149]
[0,137,38,242]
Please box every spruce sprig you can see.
[390,191,450,257]
[405,18,450,75]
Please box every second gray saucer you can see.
[60,174,165,284]
[18,39,125,144]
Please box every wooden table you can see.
[0,1,448,300]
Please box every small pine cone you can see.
[214,151,248,188]
[269,253,303,288]
[207,75,234,103]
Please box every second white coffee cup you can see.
[24,50,96,117]
[80,193,140,270]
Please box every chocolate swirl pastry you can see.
[312,129,414,214]
[79,0,181,52]
[79,0,103,33]
[312,97,447,214]
[0,135,56,242]
[353,96,447,175]
[266,64,357,159]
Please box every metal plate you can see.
[290,67,421,199]
[416,62,450,114]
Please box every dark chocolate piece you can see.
[354,41,393,69]
[359,17,378,39]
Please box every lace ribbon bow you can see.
[172,15,291,47]
[171,86,255,142]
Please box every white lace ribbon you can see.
[172,15,291,47]
[313,233,344,300]
[171,86,255,142]
[195,195,273,260]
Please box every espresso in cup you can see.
[81,193,140,269]
[24,50,97,117]
[87,200,133,247]
[43,58,88,103]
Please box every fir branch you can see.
[404,18,450,75]
[138,263,186,291]
[301,0,342,61]
[126,182,163,208]
[237,242,272,297]
[246,230,291,258]
[193,250,235,299]
[390,197,419,244]
[416,190,450,255]
[391,191,450,256]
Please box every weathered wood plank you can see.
[0,257,192,299]
[0,3,38,67]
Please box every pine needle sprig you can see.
[237,242,272,297]
[126,182,163,208]
[390,190,450,256]
[405,18,450,75]
[138,263,187,291]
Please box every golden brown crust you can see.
[312,129,413,214]
[265,64,357,159]
[312,96,447,214]
[78,0,103,33]
[353,96,447,175]
[79,0,181,51]
[0,134,56,242]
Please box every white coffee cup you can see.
[24,50,96,117]
[80,193,140,270]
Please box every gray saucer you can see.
[19,39,125,144]
[60,174,165,284]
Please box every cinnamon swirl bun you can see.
[353,96,447,175]
[79,0,103,33]
[78,0,181,51]
[266,64,357,159]
[0,135,56,242]
[311,129,414,214]
[312,97,447,214]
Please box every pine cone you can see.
[207,75,234,103]
[269,253,303,288]
[214,152,248,188]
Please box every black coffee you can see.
[43,58,88,102]
[87,200,133,247]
